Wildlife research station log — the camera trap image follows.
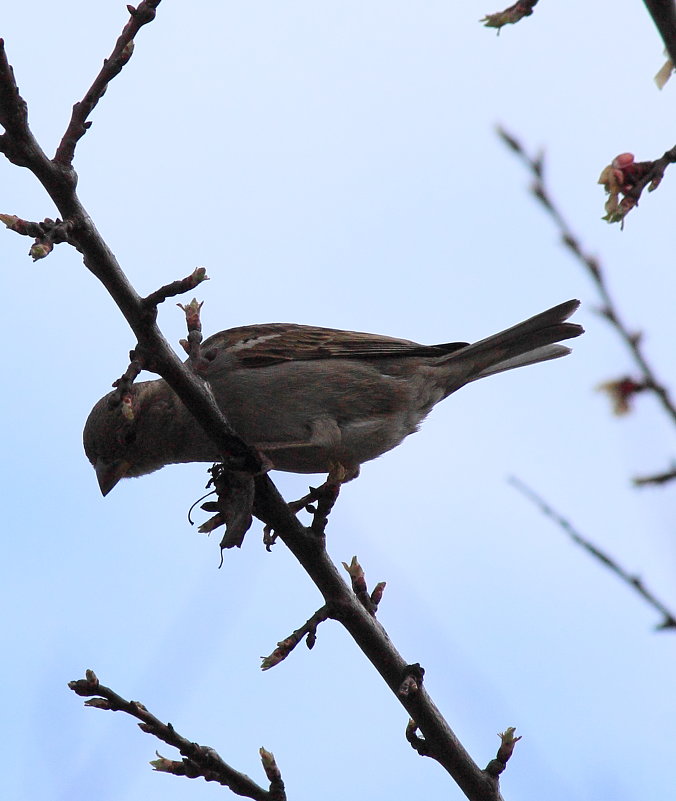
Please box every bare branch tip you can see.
[398,663,425,698]
[481,1,539,32]
[259,746,283,784]
[496,126,522,153]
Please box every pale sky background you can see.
[2,2,676,800]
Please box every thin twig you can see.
[342,556,386,616]
[481,1,540,32]
[54,2,163,165]
[499,128,676,462]
[261,605,331,670]
[633,465,676,486]
[0,213,72,259]
[69,670,285,800]
[625,146,676,202]
[143,267,209,308]
[485,729,523,779]
[509,477,676,630]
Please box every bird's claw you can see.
[293,479,342,535]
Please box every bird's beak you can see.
[95,458,131,496]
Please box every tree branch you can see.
[598,150,676,225]
[261,605,331,670]
[633,465,676,486]
[643,0,676,68]
[499,128,676,483]
[481,1,540,32]
[509,477,676,631]
[1,10,516,800]
[69,670,285,800]
[251,477,509,800]
[55,1,163,165]
[0,34,262,476]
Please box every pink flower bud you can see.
[612,153,634,169]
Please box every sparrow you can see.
[84,299,583,496]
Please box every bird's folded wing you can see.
[201,323,468,368]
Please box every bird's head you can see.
[83,384,164,495]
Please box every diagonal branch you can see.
[509,477,676,631]
[252,477,509,800]
[498,128,676,434]
[54,1,163,165]
[1,12,514,801]
[69,670,285,801]
[0,37,262,476]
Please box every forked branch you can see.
[1,8,516,800]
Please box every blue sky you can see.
[2,2,676,800]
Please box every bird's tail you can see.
[440,299,583,394]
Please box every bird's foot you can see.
[290,464,349,535]
[262,464,353,547]
[288,480,340,536]
[262,481,339,548]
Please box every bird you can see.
[84,299,583,496]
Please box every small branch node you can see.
[398,663,425,698]
[484,726,521,777]
[342,556,385,615]
[177,296,212,373]
[405,719,434,757]
[143,266,209,309]
[259,747,286,800]
[596,376,649,416]
[599,149,676,226]
[260,605,330,670]
[109,356,146,409]
[0,214,73,259]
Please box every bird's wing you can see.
[201,323,468,368]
